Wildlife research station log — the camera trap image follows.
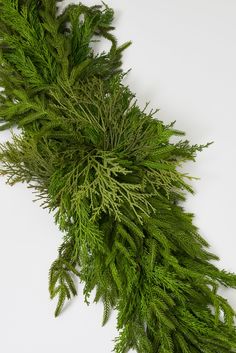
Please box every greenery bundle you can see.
[0,1,236,352]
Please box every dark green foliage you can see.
[0,1,236,352]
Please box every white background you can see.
[0,1,236,352]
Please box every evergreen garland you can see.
[0,1,236,352]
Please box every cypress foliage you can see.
[0,1,236,352]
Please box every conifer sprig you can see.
[0,1,236,352]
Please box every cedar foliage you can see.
[0,1,236,352]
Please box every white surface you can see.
[1,1,236,352]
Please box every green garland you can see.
[0,1,236,352]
